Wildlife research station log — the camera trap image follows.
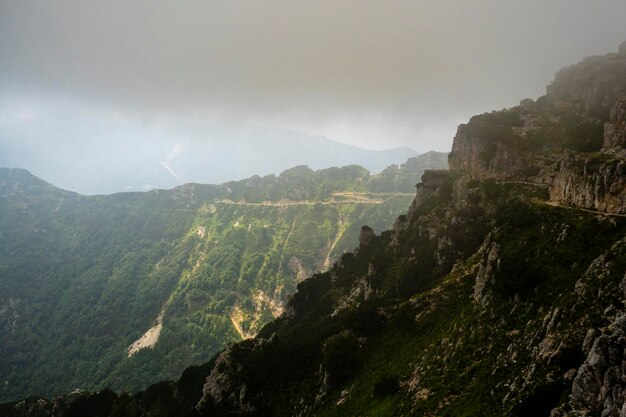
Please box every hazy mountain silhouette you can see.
[0,124,416,195]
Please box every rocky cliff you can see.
[549,151,625,214]
[449,44,626,214]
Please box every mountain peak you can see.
[0,167,55,194]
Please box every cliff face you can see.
[547,94,626,213]
[603,96,626,151]
[549,152,626,213]
[547,52,626,114]
[449,45,626,214]
[448,109,537,181]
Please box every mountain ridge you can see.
[0,124,421,195]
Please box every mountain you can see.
[0,123,418,195]
[3,43,625,417]
[0,152,447,403]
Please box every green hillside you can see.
[0,152,447,402]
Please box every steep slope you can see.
[186,43,626,417]
[4,43,625,417]
[0,153,446,403]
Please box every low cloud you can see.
[1,0,625,149]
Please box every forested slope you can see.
[0,152,446,402]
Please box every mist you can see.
[1,1,625,191]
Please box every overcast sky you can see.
[1,1,626,151]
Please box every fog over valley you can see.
[0,108,418,194]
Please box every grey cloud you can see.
[1,0,625,150]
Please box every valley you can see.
[0,152,447,402]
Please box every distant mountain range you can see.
[0,123,418,195]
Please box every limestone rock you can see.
[448,121,528,180]
[555,314,626,417]
[547,51,626,113]
[603,96,626,151]
[408,169,452,219]
[548,152,626,214]
[473,232,500,306]
[198,338,273,414]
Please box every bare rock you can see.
[198,338,273,414]
[548,152,626,214]
[473,232,500,306]
[603,96,626,151]
[568,315,626,416]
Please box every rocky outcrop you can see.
[408,169,452,219]
[546,46,626,114]
[447,124,490,178]
[549,153,626,214]
[551,314,626,417]
[473,231,500,307]
[449,45,626,214]
[448,120,528,180]
[197,338,274,414]
[545,95,626,214]
[196,334,280,415]
[331,264,377,317]
[604,96,626,152]
[549,238,626,417]
[573,328,626,413]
